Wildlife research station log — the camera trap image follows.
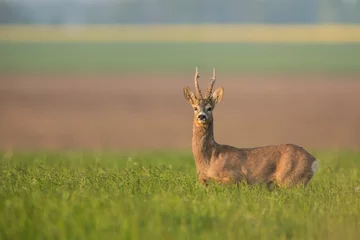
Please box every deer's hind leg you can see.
[274,155,295,188]
[277,167,314,188]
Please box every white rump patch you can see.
[311,160,319,174]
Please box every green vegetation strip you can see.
[0,150,359,239]
[1,43,360,74]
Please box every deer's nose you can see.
[198,114,207,121]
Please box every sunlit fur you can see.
[183,68,318,188]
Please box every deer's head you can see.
[183,67,224,127]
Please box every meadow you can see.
[1,43,360,74]
[1,24,360,74]
[0,150,359,240]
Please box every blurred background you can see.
[1,0,360,24]
[0,0,360,151]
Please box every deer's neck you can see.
[192,122,216,170]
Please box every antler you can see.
[194,67,203,98]
[206,68,216,98]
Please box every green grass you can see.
[0,150,359,240]
[1,43,360,74]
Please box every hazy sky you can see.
[10,0,129,2]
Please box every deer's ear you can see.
[212,87,224,104]
[183,86,196,104]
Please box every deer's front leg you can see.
[198,173,209,187]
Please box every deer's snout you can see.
[197,113,208,122]
[198,114,207,120]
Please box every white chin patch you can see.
[197,120,207,124]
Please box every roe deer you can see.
[183,67,318,188]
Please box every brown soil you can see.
[1,73,360,151]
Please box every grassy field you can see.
[1,25,360,42]
[1,43,360,74]
[0,150,359,240]
[1,24,360,74]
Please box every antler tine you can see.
[206,68,216,98]
[194,66,203,98]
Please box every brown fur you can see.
[184,68,318,188]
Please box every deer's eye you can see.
[194,107,198,111]
[206,107,212,112]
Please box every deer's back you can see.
[209,144,317,186]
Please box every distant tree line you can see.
[0,0,359,24]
